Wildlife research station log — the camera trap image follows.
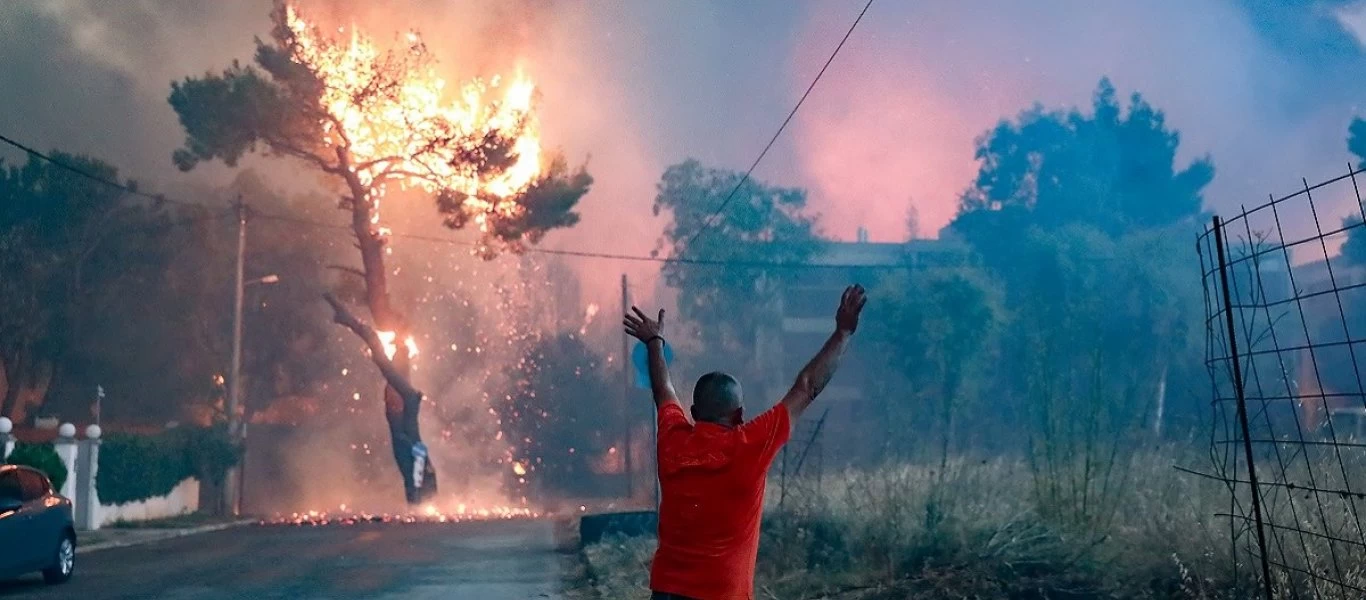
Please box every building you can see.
[755,229,969,464]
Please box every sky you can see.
[4,0,1366,291]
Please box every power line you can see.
[252,212,914,270]
[680,0,875,252]
[2,133,907,270]
[1,132,915,270]
[0,133,198,208]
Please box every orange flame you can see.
[283,5,542,232]
[377,330,419,360]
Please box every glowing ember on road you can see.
[261,505,539,527]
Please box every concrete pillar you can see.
[53,423,78,501]
[75,425,102,530]
[0,417,13,461]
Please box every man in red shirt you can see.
[623,284,867,600]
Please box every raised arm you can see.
[623,306,679,408]
[781,285,867,422]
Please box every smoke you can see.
[789,0,1366,242]
[9,0,1366,509]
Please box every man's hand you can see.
[623,306,665,343]
[836,284,867,334]
[625,306,678,408]
[782,284,866,422]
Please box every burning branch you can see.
[322,292,422,404]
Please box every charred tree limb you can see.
[322,292,422,403]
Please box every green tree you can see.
[166,3,591,503]
[950,79,1209,531]
[867,268,999,472]
[956,78,1211,245]
[501,332,617,500]
[0,152,179,422]
[165,171,344,426]
[1339,215,1366,267]
[1347,117,1366,170]
[652,160,819,384]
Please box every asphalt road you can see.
[0,519,568,599]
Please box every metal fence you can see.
[777,407,830,511]
[1198,165,1366,599]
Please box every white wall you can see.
[96,477,200,528]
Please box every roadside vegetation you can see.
[568,76,1366,599]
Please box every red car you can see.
[0,464,75,584]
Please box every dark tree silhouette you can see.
[0,152,177,422]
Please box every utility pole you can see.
[620,274,634,501]
[225,196,247,516]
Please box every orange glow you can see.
[376,330,419,360]
[263,503,539,526]
[511,462,527,476]
[283,5,543,234]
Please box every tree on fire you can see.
[166,2,592,503]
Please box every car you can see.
[0,464,75,584]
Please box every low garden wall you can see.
[0,418,235,529]
[97,477,199,527]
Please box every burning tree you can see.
[167,2,591,504]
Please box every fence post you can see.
[0,417,12,461]
[53,423,78,502]
[1212,215,1276,600]
[75,425,102,530]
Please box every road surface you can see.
[0,519,567,599]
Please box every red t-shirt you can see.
[649,401,791,600]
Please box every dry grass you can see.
[566,446,1366,599]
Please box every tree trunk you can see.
[340,167,436,506]
[0,353,20,420]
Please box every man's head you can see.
[692,372,743,426]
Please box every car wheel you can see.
[42,532,75,584]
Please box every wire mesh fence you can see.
[777,407,830,513]
[1197,164,1366,599]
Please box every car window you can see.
[0,472,20,503]
[17,470,50,502]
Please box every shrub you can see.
[97,426,238,505]
[178,425,239,486]
[6,442,68,492]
